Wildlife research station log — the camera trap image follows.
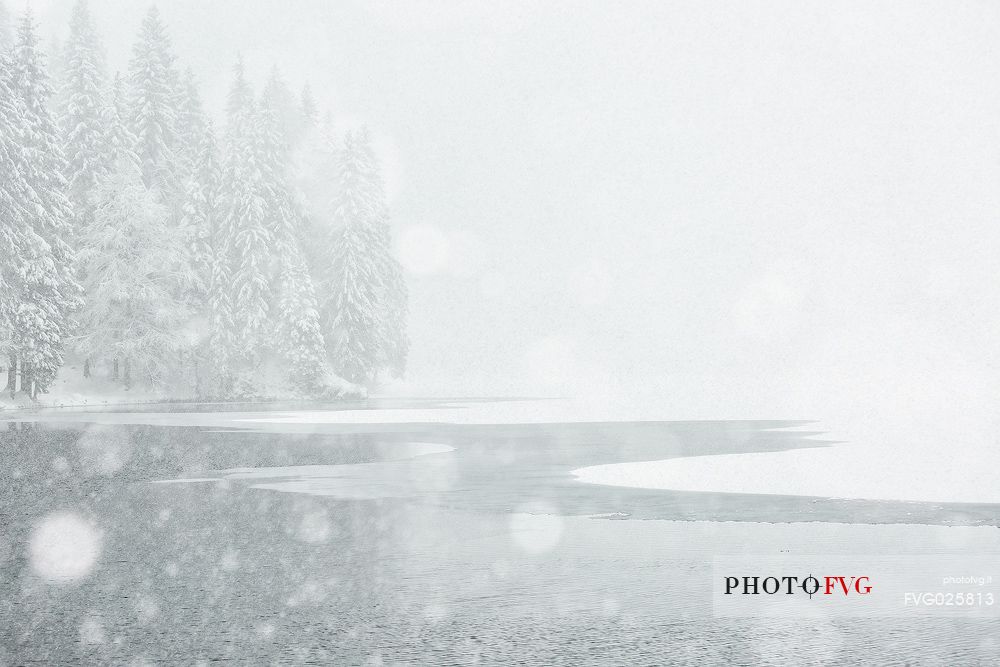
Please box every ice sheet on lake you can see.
[152,442,456,499]
[14,396,1000,504]
[231,398,619,425]
[1,398,650,428]
[150,478,224,484]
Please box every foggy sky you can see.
[25,0,1000,419]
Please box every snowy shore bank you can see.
[573,439,1000,505]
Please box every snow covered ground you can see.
[0,361,365,412]
[0,370,188,411]
[563,363,1000,505]
[572,442,1000,505]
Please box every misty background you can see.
[21,0,1000,430]
[6,4,1000,664]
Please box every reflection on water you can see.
[0,417,998,664]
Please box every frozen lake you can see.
[1,404,999,664]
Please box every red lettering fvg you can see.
[823,576,872,595]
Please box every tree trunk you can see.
[83,357,91,378]
[21,363,32,400]
[193,356,201,399]
[6,356,16,397]
[123,358,132,390]
[112,358,120,381]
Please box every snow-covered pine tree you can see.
[374,219,410,377]
[225,57,250,117]
[261,68,302,151]
[259,76,326,393]
[181,122,220,305]
[60,0,108,235]
[47,34,67,111]
[75,159,189,389]
[11,11,72,234]
[321,129,409,386]
[326,212,380,385]
[205,233,236,396]
[217,59,272,389]
[6,11,80,397]
[179,120,223,395]
[175,67,207,184]
[274,248,327,394]
[103,72,139,166]
[204,59,255,394]
[127,6,180,198]
[295,109,339,246]
[355,129,409,380]
[0,52,52,396]
[259,72,298,216]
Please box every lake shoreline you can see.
[5,404,997,527]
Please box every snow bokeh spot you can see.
[287,580,328,606]
[77,425,133,476]
[491,560,510,580]
[135,594,160,625]
[29,512,102,583]
[0,536,11,568]
[509,501,564,554]
[423,602,448,624]
[297,509,333,543]
[600,598,621,618]
[220,548,240,571]
[79,615,106,645]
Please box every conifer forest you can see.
[0,1,408,402]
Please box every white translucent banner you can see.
[713,555,1000,618]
